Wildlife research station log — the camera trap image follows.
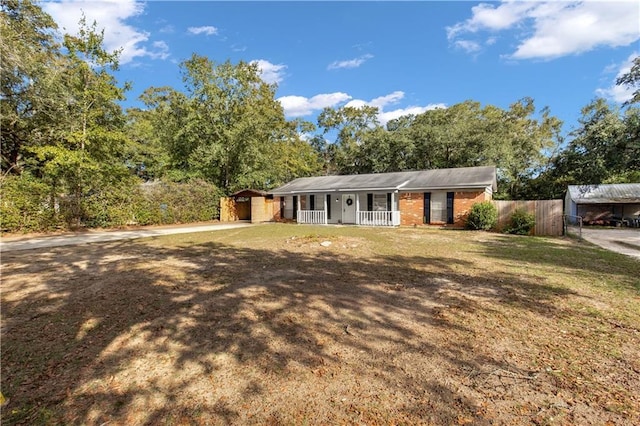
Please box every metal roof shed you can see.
[565,183,640,224]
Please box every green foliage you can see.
[0,174,60,232]
[536,100,640,198]
[503,209,536,235]
[616,56,640,106]
[465,201,498,231]
[0,176,222,233]
[133,180,222,225]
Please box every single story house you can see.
[565,183,640,225]
[269,166,497,227]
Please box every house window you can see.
[373,193,388,211]
[309,194,315,210]
[430,192,447,223]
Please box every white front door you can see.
[342,194,356,224]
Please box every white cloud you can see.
[43,0,169,65]
[328,54,374,70]
[251,60,287,85]
[149,41,170,60]
[346,91,446,125]
[159,25,175,34]
[187,26,218,36]
[448,1,640,60]
[279,89,445,124]
[596,52,638,103]
[278,93,352,117]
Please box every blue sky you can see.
[42,1,639,136]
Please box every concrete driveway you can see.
[580,227,640,260]
[0,222,252,252]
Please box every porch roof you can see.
[270,166,497,195]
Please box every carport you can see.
[565,184,640,226]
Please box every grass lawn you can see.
[1,224,639,425]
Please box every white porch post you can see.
[297,195,301,222]
[355,193,360,225]
[391,191,396,226]
[324,193,328,224]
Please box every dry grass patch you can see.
[2,224,639,425]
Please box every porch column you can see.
[391,191,396,226]
[355,193,360,225]
[324,194,328,224]
[297,195,301,222]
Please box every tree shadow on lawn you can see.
[1,237,578,425]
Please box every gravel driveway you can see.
[580,227,640,260]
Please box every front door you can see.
[342,194,356,224]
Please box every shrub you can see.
[133,179,222,225]
[465,201,498,231]
[0,174,61,233]
[504,208,536,235]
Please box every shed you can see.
[220,189,272,223]
[565,184,640,225]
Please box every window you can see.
[430,192,447,222]
[373,193,388,211]
[309,194,315,210]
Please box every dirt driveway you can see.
[0,222,252,252]
[580,227,640,259]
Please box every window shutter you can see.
[326,194,331,220]
[423,193,431,224]
[446,192,454,224]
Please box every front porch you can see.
[283,192,401,227]
[297,209,401,226]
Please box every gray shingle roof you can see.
[270,166,497,195]
[567,183,640,204]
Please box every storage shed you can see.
[565,184,640,225]
[220,189,273,223]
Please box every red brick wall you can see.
[399,190,490,227]
[399,192,424,226]
[452,190,487,227]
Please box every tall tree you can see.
[174,55,295,191]
[536,98,640,198]
[29,17,131,225]
[317,105,380,174]
[1,0,60,174]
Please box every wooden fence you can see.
[493,200,564,236]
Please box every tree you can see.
[29,17,131,226]
[150,55,296,191]
[1,0,61,174]
[317,105,380,174]
[536,99,640,197]
[617,55,640,106]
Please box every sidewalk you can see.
[0,222,252,252]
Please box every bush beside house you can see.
[465,201,498,231]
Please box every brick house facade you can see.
[264,166,497,228]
